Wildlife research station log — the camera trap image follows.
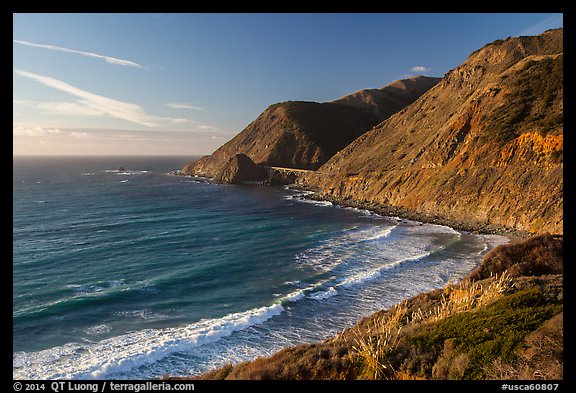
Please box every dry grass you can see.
[411,271,514,325]
[348,272,514,380]
[348,303,407,379]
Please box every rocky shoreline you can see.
[292,187,534,239]
[172,170,534,239]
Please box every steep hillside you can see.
[182,76,441,178]
[300,29,563,235]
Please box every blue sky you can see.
[13,13,563,155]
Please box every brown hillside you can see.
[332,75,441,122]
[182,76,441,178]
[300,29,563,235]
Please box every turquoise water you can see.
[13,156,503,379]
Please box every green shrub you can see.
[481,54,562,144]
[409,287,562,379]
[470,234,563,280]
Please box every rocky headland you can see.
[182,75,441,182]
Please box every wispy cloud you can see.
[14,126,234,155]
[171,118,190,124]
[410,66,431,73]
[13,98,33,105]
[166,103,205,110]
[519,16,563,36]
[197,125,219,130]
[37,101,107,117]
[14,69,166,127]
[70,131,89,138]
[14,39,142,68]
[13,124,61,137]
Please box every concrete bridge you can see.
[262,166,314,184]
[264,166,314,176]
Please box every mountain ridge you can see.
[182,75,441,178]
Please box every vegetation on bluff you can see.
[482,54,563,144]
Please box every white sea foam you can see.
[70,284,105,294]
[105,169,148,175]
[281,289,307,303]
[114,310,167,320]
[308,287,337,301]
[283,280,302,286]
[337,269,383,288]
[108,280,125,288]
[298,199,333,207]
[68,280,127,295]
[362,225,397,241]
[481,234,510,250]
[85,324,112,335]
[337,252,432,289]
[295,225,398,271]
[13,303,285,380]
[342,206,382,219]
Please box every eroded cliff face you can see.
[301,29,563,235]
[182,76,441,178]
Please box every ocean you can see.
[13,156,508,380]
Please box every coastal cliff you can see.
[182,76,441,178]
[299,29,563,236]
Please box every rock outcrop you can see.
[182,76,441,178]
[300,29,563,235]
[212,154,267,184]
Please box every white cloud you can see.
[197,124,219,130]
[13,98,33,105]
[520,16,563,36]
[171,118,190,123]
[70,131,89,138]
[37,101,106,117]
[13,124,61,137]
[410,66,431,73]
[166,103,205,110]
[14,69,168,127]
[14,39,142,68]
[14,127,234,155]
